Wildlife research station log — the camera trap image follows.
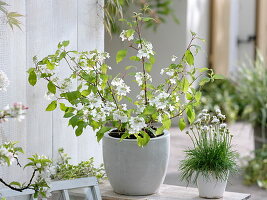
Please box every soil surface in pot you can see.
[109,127,164,139]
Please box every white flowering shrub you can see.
[180,109,238,184]
[28,12,220,146]
[0,71,53,198]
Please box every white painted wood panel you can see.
[0,0,104,183]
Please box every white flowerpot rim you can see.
[104,129,170,142]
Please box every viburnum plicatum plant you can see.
[0,70,54,198]
[27,12,222,146]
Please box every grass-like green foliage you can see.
[234,53,267,140]
[0,1,22,29]
[51,148,106,182]
[243,144,267,189]
[180,109,238,184]
[199,79,244,123]
[103,0,178,35]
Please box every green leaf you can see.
[60,103,67,111]
[28,71,37,86]
[149,56,155,65]
[195,91,202,102]
[75,127,83,136]
[81,90,90,96]
[156,126,165,135]
[178,118,186,131]
[129,56,141,61]
[184,50,194,66]
[198,67,209,72]
[144,62,152,72]
[125,65,136,70]
[62,41,70,47]
[116,49,127,63]
[96,127,112,142]
[46,60,54,70]
[182,78,190,93]
[10,181,21,187]
[199,77,210,86]
[143,105,156,115]
[137,132,150,147]
[46,101,57,111]
[213,74,225,80]
[69,116,79,128]
[47,81,56,94]
[162,114,171,129]
[186,107,195,124]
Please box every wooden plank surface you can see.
[100,182,251,200]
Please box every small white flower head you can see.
[215,108,221,114]
[220,123,227,129]
[36,162,42,169]
[135,72,152,86]
[201,125,209,132]
[149,91,169,110]
[211,116,220,123]
[217,113,226,120]
[160,68,165,75]
[166,70,174,77]
[111,78,130,96]
[44,92,55,101]
[3,104,10,111]
[202,109,208,113]
[113,110,128,123]
[171,55,178,62]
[120,30,134,41]
[128,116,146,134]
[194,119,201,124]
[137,41,154,59]
[0,70,10,92]
[170,78,176,84]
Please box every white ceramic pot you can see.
[197,172,228,199]
[102,131,170,195]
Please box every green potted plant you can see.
[234,53,267,148]
[27,10,219,195]
[180,109,238,199]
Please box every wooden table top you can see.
[100,182,251,200]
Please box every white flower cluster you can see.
[83,96,118,123]
[0,70,10,92]
[137,41,154,59]
[135,72,152,86]
[0,146,16,166]
[90,50,110,65]
[111,78,131,96]
[113,110,128,123]
[128,116,146,134]
[0,102,28,123]
[120,30,134,41]
[160,68,177,84]
[150,91,169,110]
[194,108,228,132]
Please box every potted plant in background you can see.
[27,9,220,195]
[234,52,267,149]
[180,109,238,199]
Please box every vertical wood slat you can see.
[76,0,104,166]
[256,0,267,62]
[209,0,230,76]
[0,0,27,183]
[51,0,79,163]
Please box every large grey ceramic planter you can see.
[103,131,170,196]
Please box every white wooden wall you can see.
[0,0,104,183]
